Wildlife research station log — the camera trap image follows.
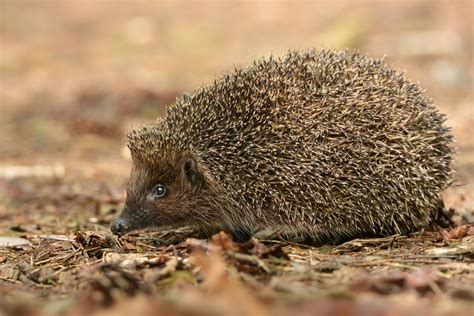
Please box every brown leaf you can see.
[440,225,472,241]
[241,239,289,259]
[211,231,238,251]
[189,249,269,316]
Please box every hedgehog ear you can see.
[183,157,204,189]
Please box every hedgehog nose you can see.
[111,217,129,236]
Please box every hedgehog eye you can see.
[151,184,166,199]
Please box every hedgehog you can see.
[111,50,454,244]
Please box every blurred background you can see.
[0,0,473,221]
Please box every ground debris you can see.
[1,222,473,316]
[0,237,32,248]
[440,224,473,241]
[351,268,446,296]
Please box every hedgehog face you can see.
[111,154,210,236]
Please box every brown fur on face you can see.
[111,152,222,236]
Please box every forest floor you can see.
[0,1,473,315]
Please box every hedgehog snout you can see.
[111,217,130,236]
